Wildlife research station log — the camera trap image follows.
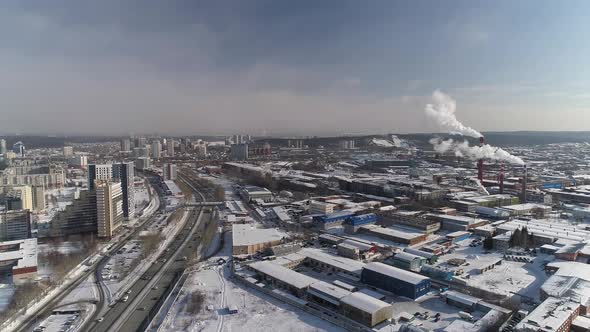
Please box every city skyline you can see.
[1,1,590,135]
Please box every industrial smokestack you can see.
[477,137,484,181]
[499,163,505,194]
[522,164,528,203]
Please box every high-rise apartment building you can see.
[230,143,249,161]
[88,164,113,190]
[151,140,162,159]
[69,155,88,168]
[63,146,74,158]
[120,139,131,152]
[134,137,146,149]
[167,139,175,157]
[12,141,25,157]
[163,163,178,180]
[32,185,45,211]
[195,142,207,158]
[11,186,33,211]
[135,157,151,170]
[0,210,32,241]
[89,163,135,219]
[133,147,148,158]
[112,162,135,219]
[95,181,124,238]
[0,139,6,155]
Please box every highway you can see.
[86,171,217,332]
[13,178,163,332]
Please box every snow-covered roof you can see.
[515,297,579,331]
[300,248,365,275]
[308,281,351,305]
[573,316,590,330]
[232,224,286,247]
[363,262,429,285]
[360,224,424,240]
[340,292,391,314]
[393,252,424,262]
[249,261,316,290]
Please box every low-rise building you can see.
[0,238,37,283]
[515,297,580,332]
[232,224,286,255]
[361,262,431,300]
[340,292,393,327]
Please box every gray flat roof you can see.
[364,262,430,285]
[340,292,391,314]
[249,261,317,290]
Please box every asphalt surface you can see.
[87,173,216,332]
[17,185,163,332]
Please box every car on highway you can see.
[97,317,104,322]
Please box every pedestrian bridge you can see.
[182,202,225,207]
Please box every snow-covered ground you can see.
[0,284,15,312]
[134,185,150,211]
[161,231,344,332]
[383,295,484,332]
[33,312,83,332]
[435,238,548,299]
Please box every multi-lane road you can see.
[84,171,217,332]
[10,180,162,332]
[11,172,218,332]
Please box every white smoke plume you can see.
[430,137,525,166]
[425,90,482,138]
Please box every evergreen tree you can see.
[483,235,494,250]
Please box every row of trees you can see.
[509,226,535,249]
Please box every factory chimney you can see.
[499,163,505,194]
[477,137,484,181]
[521,164,528,203]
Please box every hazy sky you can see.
[1,1,590,136]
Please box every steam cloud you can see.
[425,90,482,138]
[425,90,525,165]
[430,138,525,166]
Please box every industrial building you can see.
[379,212,441,234]
[433,214,489,232]
[404,248,438,264]
[337,239,376,260]
[300,248,366,278]
[361,262,431,299]
[343,213,377,233]
[307,280,351,309]
[0,238,37,282]
[239,186,273,202]
[501,203,552,217]
[313,210,355,229]
[390,252,426,272]
[357,224,428,245]
[232,224,286,255]
[248,260,316,297]
[514,297,580,332]
[339,292,393,327]
[308,200,336,215]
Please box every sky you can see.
[1,0,590,136]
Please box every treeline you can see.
[509,227,535,249]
